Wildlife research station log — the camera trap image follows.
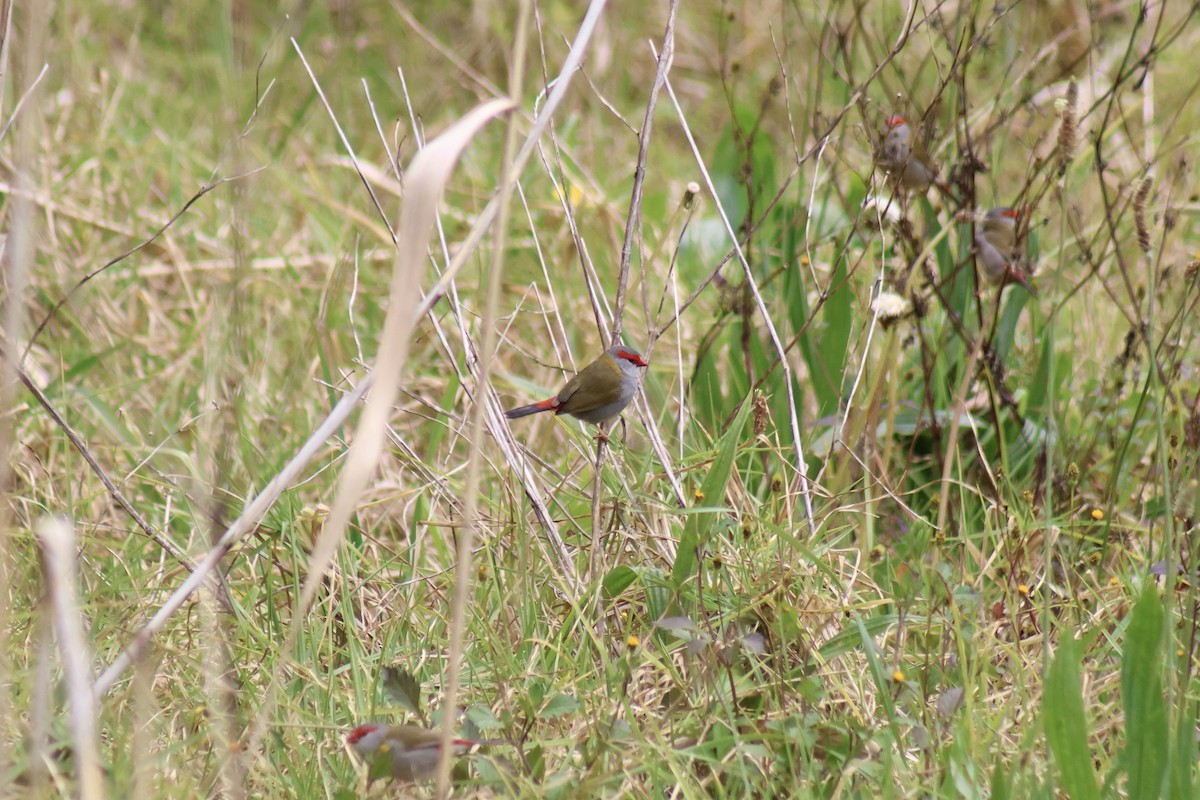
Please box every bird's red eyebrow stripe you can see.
[347,725,377,743]
[616,348,648,366]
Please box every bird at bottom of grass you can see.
[346,723,477,782]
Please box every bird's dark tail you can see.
[504,398,558,419]
[1005,267,1038,297]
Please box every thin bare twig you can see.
[0,61,46,144]
[16,367,200,575]
[609,0,677,344]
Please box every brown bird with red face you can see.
[504,345,649,426]
[970,207,1037,295]
[347,723,476,782]
[876,115,953,197]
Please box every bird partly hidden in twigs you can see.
[504,345,649,426]
[347,723,478,783]
[962,207,1037,296]
[875,115,955,200]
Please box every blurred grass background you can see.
[3,0,1200,796]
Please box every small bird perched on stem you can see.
[504,345,649,426]
[875,115,954,199]
[964,207,1037,295]
[346,723,477,782]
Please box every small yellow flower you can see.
[1091,508,1104,520]
[1178,648,1185,657]
[693,489,705,503]
[1109,576,1119,586]
[626,635,639,649]
[892,669,905,683]
[1017,584,1030,596]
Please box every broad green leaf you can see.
[464,705,502,733]
[991,758,1013,800]
[381,666,423,718]
[816,613,928,662]
[1044,636,1100,800]
[1025,314,1057,420]
[367,748,394,783]
[692,335,724,431]
[725,321,751,406]
[540,693,579,720]
[710,103,778,232]
[640,568,673,623]
[602,565,637,597]
[671,394,754,585]
[812,243,851,419]
[1170,706,1196,800]
[947,208,974,331]
[1121,583,1167,800]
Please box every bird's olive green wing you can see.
[557,358,623,414]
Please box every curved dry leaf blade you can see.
[305,96,517,617]
[246,97,515,760]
